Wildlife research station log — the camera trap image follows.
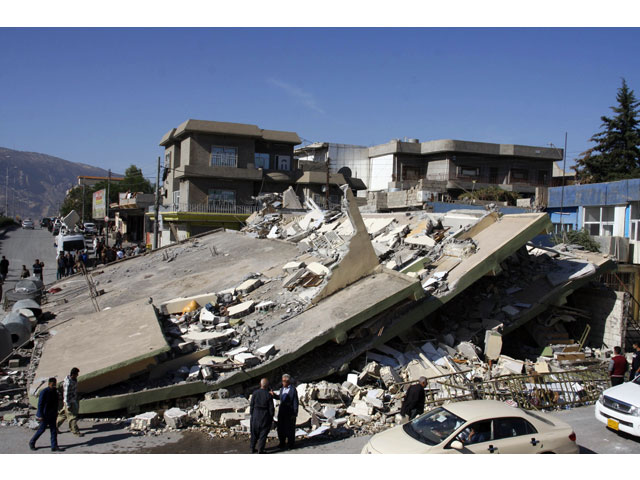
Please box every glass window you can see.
[276,155,291,171]
[492,417,537,440]
[459,166,480,177]
[165,151,171,169]
[601,206,615,222]
[255,153,270,169]
[584,206,615,236]
[511,169,529,181]
[211,146,237,167]
[172,191,180,208]
[402,407,466,446]
[629,203,639,241]
[208,189,235,206]
[457,420,492,445]
[584,207,600,223]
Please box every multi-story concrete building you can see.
[295,138,560,201]
[155,119,301,244]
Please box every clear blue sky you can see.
[1,27,639,179]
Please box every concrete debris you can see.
[199,397,250,423]
[163,408,189,429]
[130,412,161,431]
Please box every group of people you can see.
[93,236,145,265]
[29,367,83,452]
[609,343,640,385]
[56,251,88,279]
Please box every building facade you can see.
[295,139,560,201]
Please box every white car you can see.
[361,400,578,454]
[21,219,34,229]
[83,222,97,234]
[595,376,640,436]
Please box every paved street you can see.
[0,224,58,296]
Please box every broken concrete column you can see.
[379,366,402,393]
[306,262,330,276]
[227,300,255,319]
[236,278,262,295]
[199,397,250,423]
[234,352,260,367]
[358,361,381,384]
[130,412,161,431]
[164,408,188,429]
[255,344,276,358]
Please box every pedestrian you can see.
[272,373,299,450]
[32,259,44,282]
[609,346,628,386]
[56,367,84,437]
[56,254,65,280]
[250,378,274,454]
[20,265,30,279]
[0,255,9,281]
[65,252,73,276]
[92,236,98,254]
[401,376,428,420]
[115,230,122,248]
[630,342,640,381]
[29,378,63,452]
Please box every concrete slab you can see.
[30,299,170,396]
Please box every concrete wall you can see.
[327,144,371,190]
[571,288,626,348]
[370,154,394,191]
[189,133,255,168]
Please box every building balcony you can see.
[165,202,260,215]
[174,164,264,181]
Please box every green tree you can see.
[59,164,154,218]
[575,78,640,183]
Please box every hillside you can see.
[0,147,114,219]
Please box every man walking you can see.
[56,367,83,437]
[272,373,299,450]
[29,378,63,452]
[609,346,628,386]
[401,376,428,420]
[250,378,274,454]
[32,259,44,282]
[20,265,30,279]
[0,256,9,281]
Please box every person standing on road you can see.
[56,253,65,280]
[272,373,299,450]
[630,342,640,381]
[20,265,30,279]
[56,367,84,437]
[609,346,628,386]
[250,378,274,454]
[401,376,428,420]
[32,259,44,282]
[115,230,122,249]
[0,256,9,281]
[29,378,63,452]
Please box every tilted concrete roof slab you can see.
[30,299,170,398]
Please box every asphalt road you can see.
[0,224,58,296]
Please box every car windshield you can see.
[62,239,86,251]
[403,407,466,446]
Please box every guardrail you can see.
[167,203,260,215]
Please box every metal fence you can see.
[422,367,610,411]
[169,203,260,215]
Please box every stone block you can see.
[314,381,342,401]
[201,366,215,380]
[219,412,248,427]
[255,344,276,358]
[130,411,160,431]
[234,352,260,367]
[199,397,250,423]
[379,366,402,390]
[283,261,305,272]
[227,300,255,319]
[236,278,262,295]
[164,408,188,429]
[255,301,276,312]
[306,262,330,276]
[341,381,359,397]
[358,361,381,384]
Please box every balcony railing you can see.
[168,202,260,215]
[211,153,237,168]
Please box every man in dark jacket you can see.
[609,346,628,386]
[32,259,43,281]
[29,378,62,451]
[250,378,274,454]
[273,373,299,450]
[0,256,9,281]
[401,376,427,419]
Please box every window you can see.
[537,170,549,185]
[172,191,180,209]
[552,223,574,235]
[275,155,291,171]
[631,202,640,241]
[457,420,492,445]
[492,417,537,440]
[211,146,237,167]
[208,189,236,207]
[458,166,480,178]
[510,168,529,182]
[254,153,270,169]
[584,206,615,236]
[165,151,171,169]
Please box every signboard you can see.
[92,189,106,220]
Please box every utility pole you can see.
[105,169,111,247]
[560,132,568,243]
[325,154,330,209]
[153,156,161,250]
[81,184,86,223]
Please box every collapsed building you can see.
[1,184,623,437]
